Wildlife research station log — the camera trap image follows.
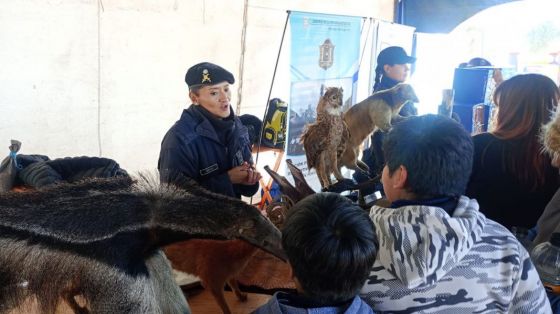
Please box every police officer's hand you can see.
[228,162,262,185]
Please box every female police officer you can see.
[353,46,417,191]
[158,62,261,198]
[370,47,417,172]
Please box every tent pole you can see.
[254,10,291,166]
[251,10,290,207]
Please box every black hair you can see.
[189,85,203,95]
[372,64,384,91]
[383,114,473,198]
[467,57,492,67]
[282,192,377,303]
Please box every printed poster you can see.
[287,11,362,191]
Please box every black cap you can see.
[377,46,416,66]
[185,62,235,87]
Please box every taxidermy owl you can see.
[300,87,348,189]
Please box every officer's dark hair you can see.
[189,85,203,96]
[372,64,385,91]
[383,114,473,198]
[282,192,377,304]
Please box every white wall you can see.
[0,0,393,172]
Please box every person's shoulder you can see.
[479,218,525,252]
[472,132,497,144]
[162,116,198,146]
[348,295,376,314]
[472,132,504,156]
[177,108,199,128]
[483,218,513,235]
[251,292,284,314]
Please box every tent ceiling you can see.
[398,0,520,33]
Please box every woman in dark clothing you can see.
[158,62,261,198]
[372,46,417,114]
[354,46,417,185]
[466,73,560,230]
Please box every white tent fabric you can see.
[0,0,393,172]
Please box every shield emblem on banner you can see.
[319,39,334,70]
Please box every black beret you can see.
[185,62,235,87]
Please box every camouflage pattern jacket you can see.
[361,196,551,314]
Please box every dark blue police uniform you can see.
[158,105,258,198]
[158,61,258,198]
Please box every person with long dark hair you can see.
[466,73,560,230]
[372,46,416,113]
[354,46,417,188]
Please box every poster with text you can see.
[287,11,361,191]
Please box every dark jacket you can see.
[466,132,560,230]
[13,155,127,188]
[353,77,416,184]
[158,105,258,198]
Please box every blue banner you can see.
[286,11,361,190]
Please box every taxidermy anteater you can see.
[0,176,284,314]
[165,239,259,314]
[340,83,419,172]
[300,87,348,189]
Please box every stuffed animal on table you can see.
[300,87,348,189]
[0,176,284,314]
[340,83,419,172]
[165,239,259,314]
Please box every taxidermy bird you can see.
[300,87,348,189]
[0,176,284,314]
[340,83,419,172]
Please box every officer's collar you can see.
[378,75,400,90]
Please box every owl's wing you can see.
[301,123,329,169]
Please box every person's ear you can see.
[189,91,199,105]
[383,64,391,75]
[392,165,408,189]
